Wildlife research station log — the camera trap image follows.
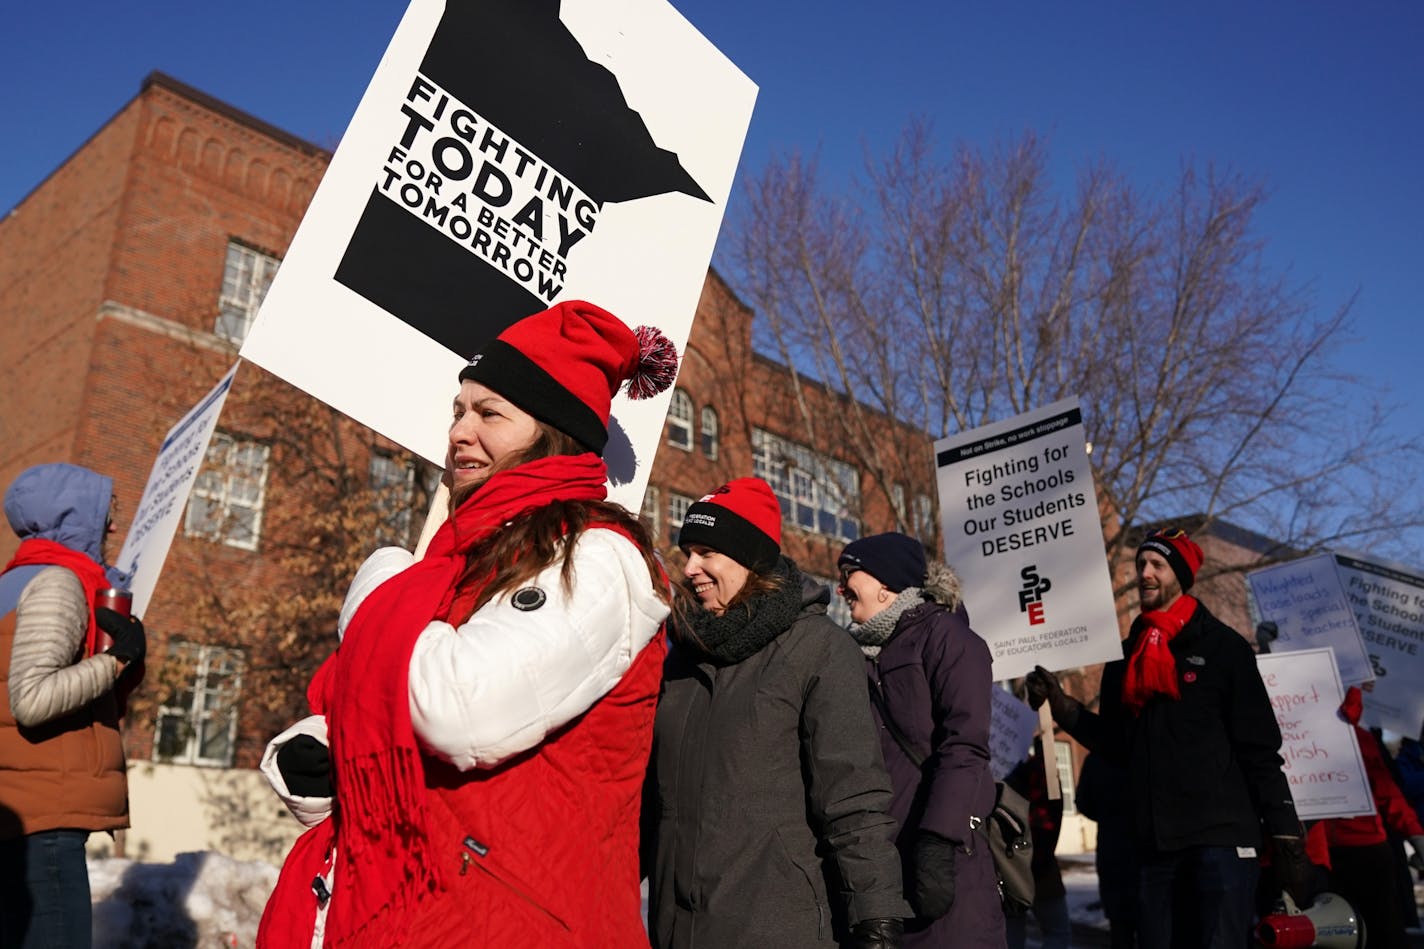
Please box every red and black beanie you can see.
[678,477,782,572]
[458,300,679,454]
[1137,529,1204,592]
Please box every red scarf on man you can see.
[259,453,612,948]
[1121,594,1198,714]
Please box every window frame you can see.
[183,432,270,551]
[667,491,694,548]
[751,428,861,542]
[153,641,245,768]
[215,240,280,344]
[666,389,694,452]
[369,452,417,547]
[699,406,719,460]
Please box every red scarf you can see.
[4,538,109,658]
[261,453,611,948]
[1121,594,1198,714]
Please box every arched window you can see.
[666,389,693,451]
[700,406,719,460]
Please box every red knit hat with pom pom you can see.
[458,300,679,454]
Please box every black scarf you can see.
[683,557,805,664]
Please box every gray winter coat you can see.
[646,576,909,948]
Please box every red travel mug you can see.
[94,588,132,652]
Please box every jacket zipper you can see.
[457,836,572,933]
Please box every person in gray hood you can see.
[1,463,146,948]
[838,532,1005,949]
[644,478,910,949]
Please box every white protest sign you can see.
[241,0,757,510]
[1247,553,1372,686]
[935,397,1121,680]
[1333,552,1424,735]
[1255,648,1373,820]
[989,686,1039,781]
[114,364,239,615]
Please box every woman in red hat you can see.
[258,301,677,948]
[643,478,910,948]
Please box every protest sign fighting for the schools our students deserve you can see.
[1247,553,1373,687]
[1255,648,1373,820]
[935,397,1121,681]
[1332,552,1424,736]
[113,364,240,615]
[240,0,757,510]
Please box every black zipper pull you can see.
[311,875,331,907]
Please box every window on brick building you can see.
[154,642,244,768]
[751,428,860,542]
[810,572,853,627]
[184,432,270,550]
[891,484,907,528]
[666,389,693,451]
[668,492,694,548]
[216,240,280,343]
[912,494,936,543]
[369,453,415,546]
[640,486,660,540]
[700,406,719,460]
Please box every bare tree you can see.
[727,123,1424,587]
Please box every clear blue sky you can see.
[5,1,1420,551]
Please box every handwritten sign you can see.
[989,686,1039,781]
[1247,553,1372,685]
[1255,648,1373,820]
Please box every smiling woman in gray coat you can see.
[644,478,910,949]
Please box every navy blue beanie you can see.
[838,532,927,593]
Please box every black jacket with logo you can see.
[1066,600,1300,852]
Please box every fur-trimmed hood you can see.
[921,559,963,611]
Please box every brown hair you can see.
[450,421,668,620]
[667,555,786,647]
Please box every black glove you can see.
[276,735,334,798]
[96,607,146,666]
[1272,835,1319,910]
[848,917,904,949]
[911,831,957,920]
[1024,665,1078,727]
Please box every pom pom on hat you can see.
[458,300,680,455]
[626,325,680,400]
[677,477,782,573]
[1136,529,1204,592]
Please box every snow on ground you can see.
[90,853,278,949]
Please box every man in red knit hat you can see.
[1026,528,1315,949]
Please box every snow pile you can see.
[90,852,278,949]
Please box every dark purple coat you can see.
[866,597,1005,948]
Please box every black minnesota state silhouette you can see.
[335,0,711,356]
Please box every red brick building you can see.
[2,73,939,857]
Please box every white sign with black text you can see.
[1333,552,1424,735]
[240,0,757,509]
[935,397,1122,680]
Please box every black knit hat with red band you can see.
[1137,529,1204,592]
[678,477,783,573]
[458,300,679,454]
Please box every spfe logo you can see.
[1018,565,1052,625]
